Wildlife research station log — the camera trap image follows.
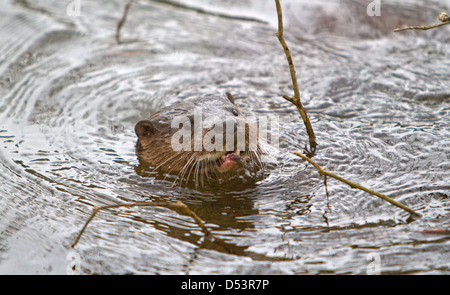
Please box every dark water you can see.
[0,0,449,274]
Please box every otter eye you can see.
[231,109,239,116]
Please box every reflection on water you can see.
[0,0,449,274]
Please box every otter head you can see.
[135,93,263,186]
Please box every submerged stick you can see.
[274,0,317,155]
[116,0,134,44]
[394,12,450,32]
[293,151,421,217]
[71,201,213,248]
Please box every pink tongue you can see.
[218,154,244,172]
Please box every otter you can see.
[135,93,263,186]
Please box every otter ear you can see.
[225,92,235,104]
[135,120,156,138]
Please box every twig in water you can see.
[71,201,215,248]
[116,0,134,44]
[272,1,421,217]
[293,151,421,218]
[274,0,317,155]
[394,12,450,32]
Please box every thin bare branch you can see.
[72,201,213,248]
[293,151,421,217]
[116,0,134,44]
[394,12,450,32]
[274,0,317,154]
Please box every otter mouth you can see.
[216,151,245,173]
